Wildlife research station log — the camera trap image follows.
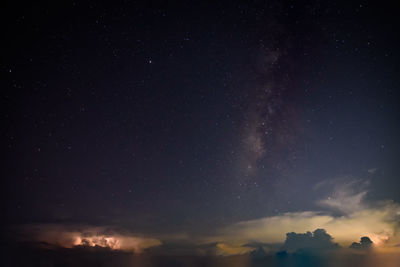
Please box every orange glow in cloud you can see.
[72,235,121,249]
[19,224,161,253]
[368,233,390,246]
[198,180,400,255]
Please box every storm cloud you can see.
[10,224,161,253]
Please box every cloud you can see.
[317,179,369,214]
[215,242,253,256]
[14,224,161,253]
[282,229,339,252]
[9,179,400,258]
[349,236,373,250]
[202,179,400,254]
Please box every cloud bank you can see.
[204,179,400,255]
[14,224,161,253]
[8,179,400,258]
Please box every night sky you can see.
[2,0,400,262]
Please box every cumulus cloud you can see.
[282,229,339,252]
[14,224,161,253]
[349,236,373,250]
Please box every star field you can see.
[2,0,400,241]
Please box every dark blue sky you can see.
[2,0,400,239]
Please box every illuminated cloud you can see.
[11,181,400,258]
[17,224,161,253]
[202,179,400,255]
[215,242,253,256]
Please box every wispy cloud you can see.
[317,178,369,214]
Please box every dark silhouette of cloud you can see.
[349,236,373,250]
[281,229,339,252]
[249,246,268,260]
